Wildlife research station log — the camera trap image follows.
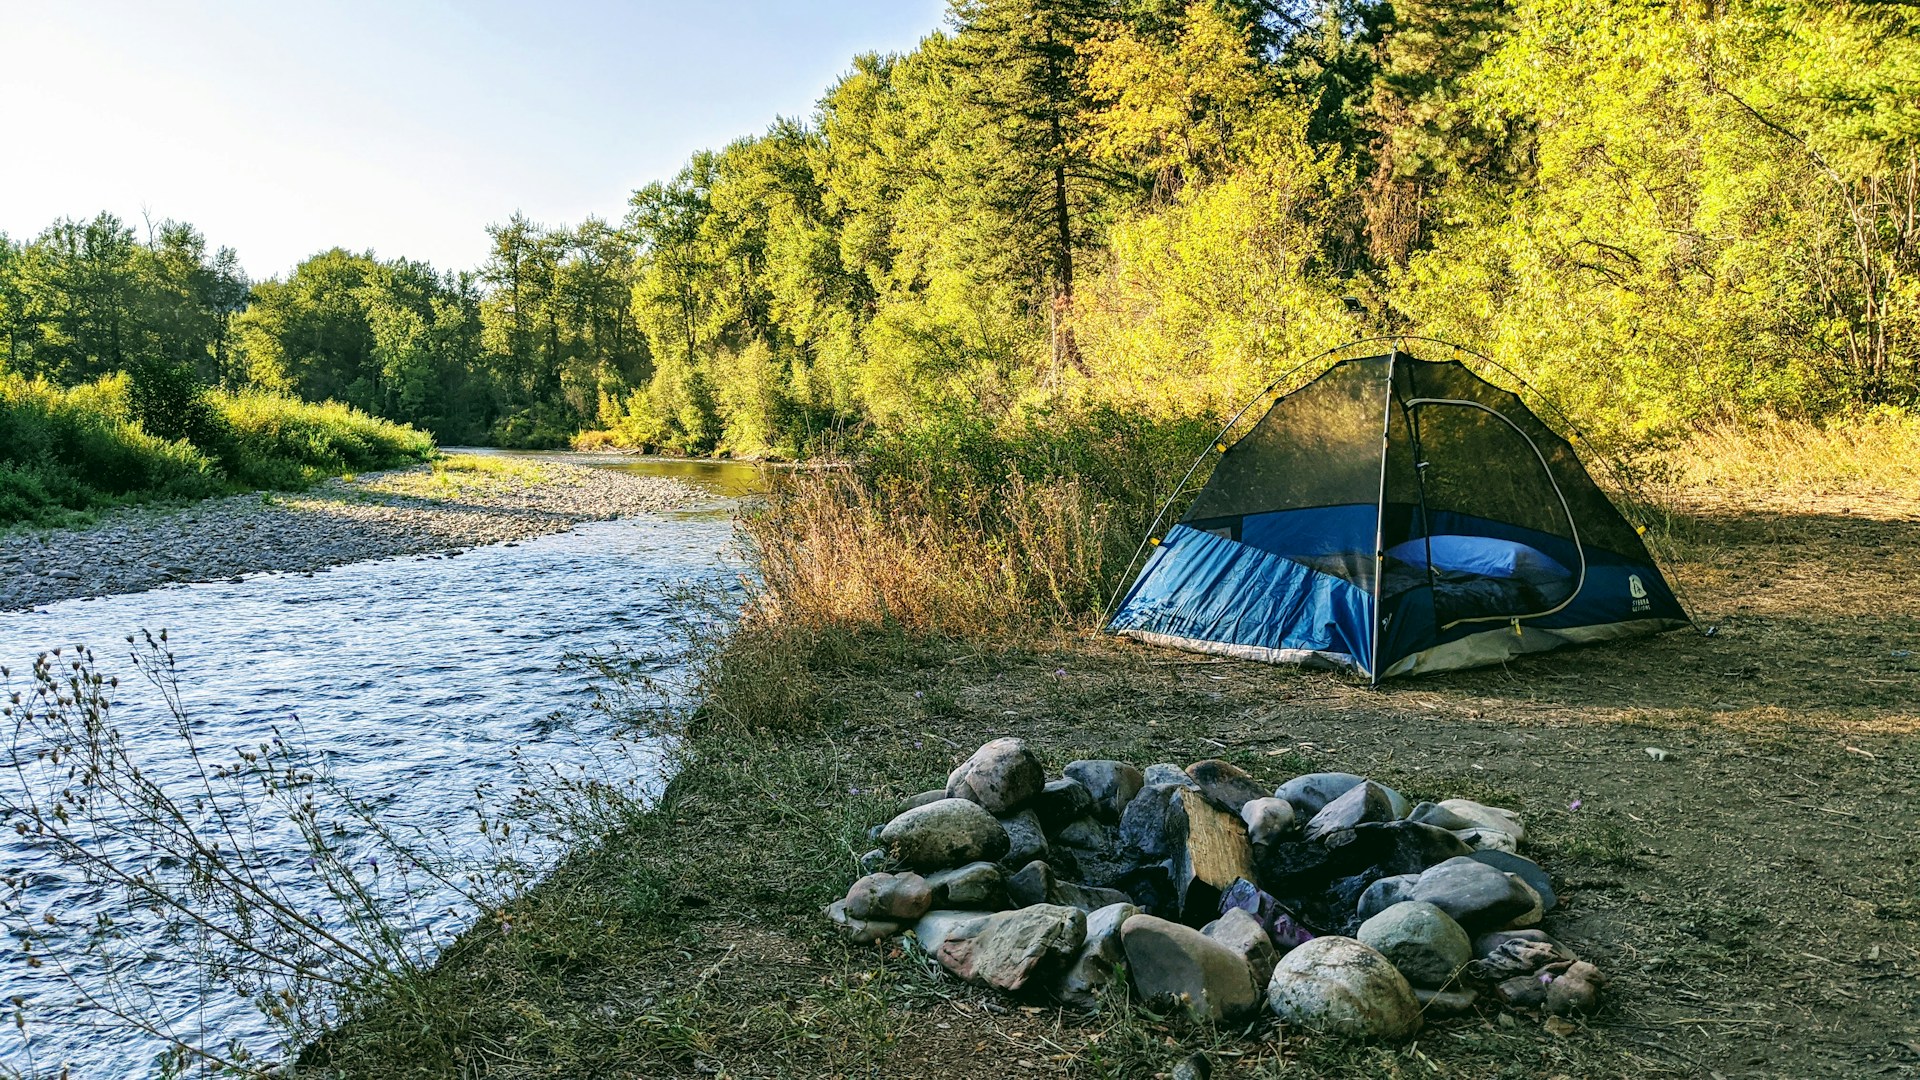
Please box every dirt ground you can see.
[319,486,1919,1080]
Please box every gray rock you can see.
[1454,827,1518,854]
[924,862,1010,911]
[1356,901,1471,988]
[1117,783,1189,862]
[1467,850,1557,911]
[946,738,1046,814]
[1265,936,1423,1039]
[1034,777,1095,833]
[1413,986,1478,1017]
[1171,1053,1212,1080]
[1144,762,1199,789]
[824,898,903,945]
[856,848,893,875]
[1344,820,1475,875]
[1356,874,1421,921]
[902,788,950,813]
[913,909,991,955]
[1408,857,1538,933]
[1201,906,1278,985]
[1120,913,1259,1022]
[1007,859,1133,912]
[1273,772,1365,818]
[1302,780,1397,842]
[1239,797,1296,846]
[997,809,1050,868]
[1064,760,1145,822]
[1055,816,1113,850]
[844,872,933,922]
[1053,816,1128,887]
[1545,960,1605,1016]
[879,798,1011,870]
[1437,799,1525,845]
[1408,801,1479,832]
[934,903,1086,992]
[1071,882,1136,912]
[1008,859,1060,908]
[1052,901,1139,1007]
[1185,759,1268,814]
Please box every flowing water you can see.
[0,456,755,1078]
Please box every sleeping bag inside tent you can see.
[1107,352,1688,681]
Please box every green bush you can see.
[0,373,435,527]
[217,389,435,489]
[0,373,223,526]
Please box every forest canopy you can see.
[3,0,1914,456]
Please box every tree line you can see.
[3,0,1914,455]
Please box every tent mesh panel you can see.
[1396,359,1646,559]
[1176,354,1661,612]
[1183,358,1391,523]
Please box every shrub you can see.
[738,406,1213,640]
[0,373,435,526]
[216,388,435,489]
[0,372,223,526]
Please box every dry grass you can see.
[1646,414,1920,503]
[739,469,1116,638]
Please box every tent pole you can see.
[1370,350,1398,686]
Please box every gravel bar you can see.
[1,460,704,612]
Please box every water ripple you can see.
[0,500,736,1077]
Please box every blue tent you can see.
[1108,351,1688,681]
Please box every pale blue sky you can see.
[0,1,949,278]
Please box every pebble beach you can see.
[0,458,702,612]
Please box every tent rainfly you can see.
[1107,351,1688,682]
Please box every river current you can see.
[0,456,751,1078]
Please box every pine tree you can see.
[1362,0,1512,267]
[945,0,1139,373]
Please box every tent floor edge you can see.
[1379,617,1689,679]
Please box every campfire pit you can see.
[827,738,1605,1036]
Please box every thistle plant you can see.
[0,631,676,1077]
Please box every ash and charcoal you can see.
[827,737,1606,1038]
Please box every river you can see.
[0,455,755,1078]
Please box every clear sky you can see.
[0,1,949,280]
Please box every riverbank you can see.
[309,482,1920,1078]
[0,456,703,612]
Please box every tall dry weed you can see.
[1647,414,1920,499]
[739,469,1115,639]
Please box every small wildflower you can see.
[1569,799,1582,811]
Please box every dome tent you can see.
[1107,345,1688,682]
